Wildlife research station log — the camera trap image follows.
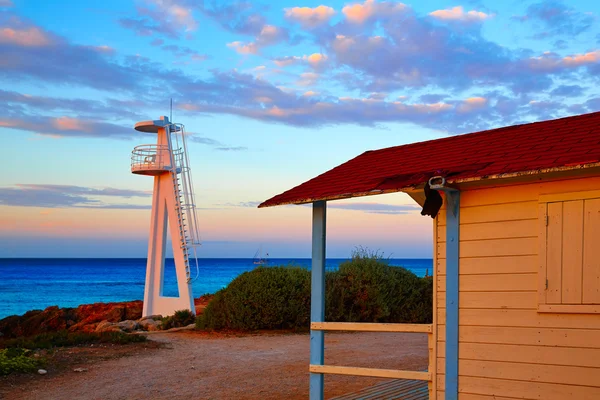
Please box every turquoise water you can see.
[0,258,433,319]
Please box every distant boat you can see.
[253,247,269,265]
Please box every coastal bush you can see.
[326,249,433,324]
[197,266,311,330]
[196,251,433,331]
[0,348,42,375]
[160,310,195,330]
[1,330,146,350]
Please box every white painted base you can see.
[141,129,195,318]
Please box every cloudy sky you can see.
[1,0,598,258]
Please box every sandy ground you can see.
[0,331,428,400]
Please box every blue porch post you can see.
[310,200,326,400]
[445,191,460,400]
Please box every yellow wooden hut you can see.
[259,111,600,399]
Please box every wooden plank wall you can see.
[434,176,600,399]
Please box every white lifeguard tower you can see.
[131,116,201,317]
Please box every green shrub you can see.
[1,330,146,350]
[196,250,433,331]
[0,348,42,375]
[197,266,311,330]
[325,249,432,324]
[160,309,195,330]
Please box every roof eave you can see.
[257,187,418,208]
[448,161,600,185]
[258,162,600,208]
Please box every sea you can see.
[0,258,433,319]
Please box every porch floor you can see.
[331,379,429,400]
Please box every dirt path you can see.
[0,331,428,400]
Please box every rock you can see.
[139,315,162,322]
[138,318,161,331]
[0,307,75,338]
[72,301,143,330]
[73,368,88,373]
[95,320,121,333]
[38,369,47,375]
[164,323,196,333]
[0,300,143,338]
[116,320,138,332]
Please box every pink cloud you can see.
[526,50,600,72]
[562,50,600,67]
[226,24,287,55]
[332,34,356,52]
[51,117,87,131]
[457,97,487,113]
[120,0,198,39]
[273,56,302,67]
[284,5,335,28]
[0,27,52,46]
[429,6,492,23]
[85,45,115,55]
[273,53,327,69]
[0,120,17,128]
[296,72,320,86]
[267,106,288,117]
[227,41,258,55]
[147,0,198,33]
[257,24,284,45]
[306,53,327,65]
[168,4,197,32]
[0,114,131,138]
[342,0,406,24]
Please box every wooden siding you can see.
[584,198,600,303]
[434,176,600,399]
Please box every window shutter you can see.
[546,202,563,304]
[539,191,600,312]
[583,198,600,304]
[561,200,584,304]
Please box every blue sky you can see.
[1,0,599,258]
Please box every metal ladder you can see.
[171,171,192,281]
[167,123,201,283]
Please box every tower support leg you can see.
[142,173,195,317]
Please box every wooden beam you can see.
[310,322,432,333]
[538,304,600,314]
[309,365,432,381]
[310,201,326,400]
[444,190,460,400]
[539,189,600,203]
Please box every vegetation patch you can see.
[160,310,195,330]
[197,249,432,331]
[197,266,311,330]
[0,330,146,376]
[0,348,44,376]
[1,330,146,351]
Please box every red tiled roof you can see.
[259,112,600,208]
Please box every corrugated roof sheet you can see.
[259,112,600,208]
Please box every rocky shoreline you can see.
[0,296,213,338]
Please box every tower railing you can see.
[131,144,184,174]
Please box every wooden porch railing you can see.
[309,322,435,399]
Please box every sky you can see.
[0,0,599,258]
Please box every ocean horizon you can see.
[0,257,433,319]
